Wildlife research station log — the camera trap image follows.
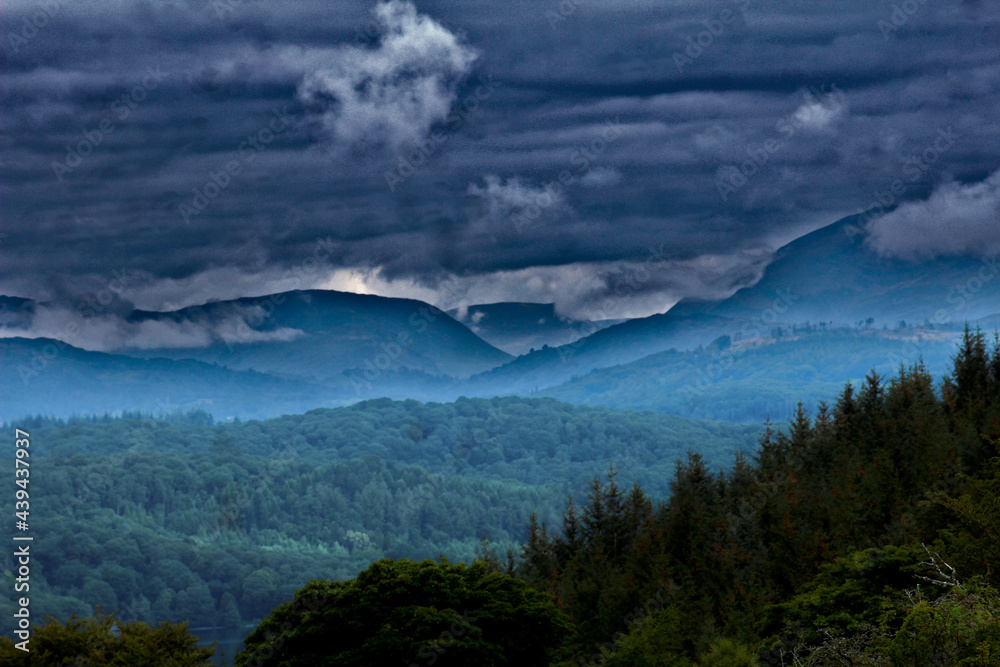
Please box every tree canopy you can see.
[234,558,570,667]
[0,611,214,666]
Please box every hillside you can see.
[0,396,761,637]
[6,324,990,426]
[463,311,737,395]
[0,336,478,421]
[540,327,968,423]
[447,302,624,355]
[463,213,1000,395]
[0,336,342,421]
[670,214,1000,326]
[122,289,512,380]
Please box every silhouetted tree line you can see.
[517,327,1000,664]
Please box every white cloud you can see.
[579,166,623,187]
[0,303,305,352]
[320,251,772,321]
[298,0,478,151]
[865,169,1000,260]
[791,86,846,131]
[466,174,570,229]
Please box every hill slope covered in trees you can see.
[0,397,759,639]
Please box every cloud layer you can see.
[298,0,478,151]
[0,301,305,352]
[1,0,999,348]
[866,169,1000,260]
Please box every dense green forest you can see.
[4,329,1000,665]
[511,327,1000,664]
[0,397,757,639]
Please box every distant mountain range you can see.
[1,213,997,423]
[538,327,969,423]
[122,290,512,381]
[461,214,1000,393]
[669,214,1000,326]
[0,336,339,420]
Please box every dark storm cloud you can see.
[1,0,999,333]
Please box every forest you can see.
[516,329,1000,664]
[0,397,757,641]
[2,328,999,665]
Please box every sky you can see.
[2,0,999,336]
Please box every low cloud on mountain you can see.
[865,169,1000,260]
[2,0,998,320]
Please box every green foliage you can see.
[698,638,759,666]
[757,545,929,649]
[0,398,756,648]
[796,581,1000,665]
[519,468,662,653]
[0,611,214,666]
[234,558,570,667]
[10,332,1000,666]
[0,396,755,638]
[602,607,693,667]
[524,340,1000,665]
[876,584,1000,666]
[928,436,1000,584]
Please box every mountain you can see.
[0,336,344,421]
[539,326,969,423]
[464,214,1000,395]
[122,289,512,381]
[668,214,1000,327]
[4,216,996,423]
[976,312,1000,330]
[446,302,624,356]
[463,310,736,396]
